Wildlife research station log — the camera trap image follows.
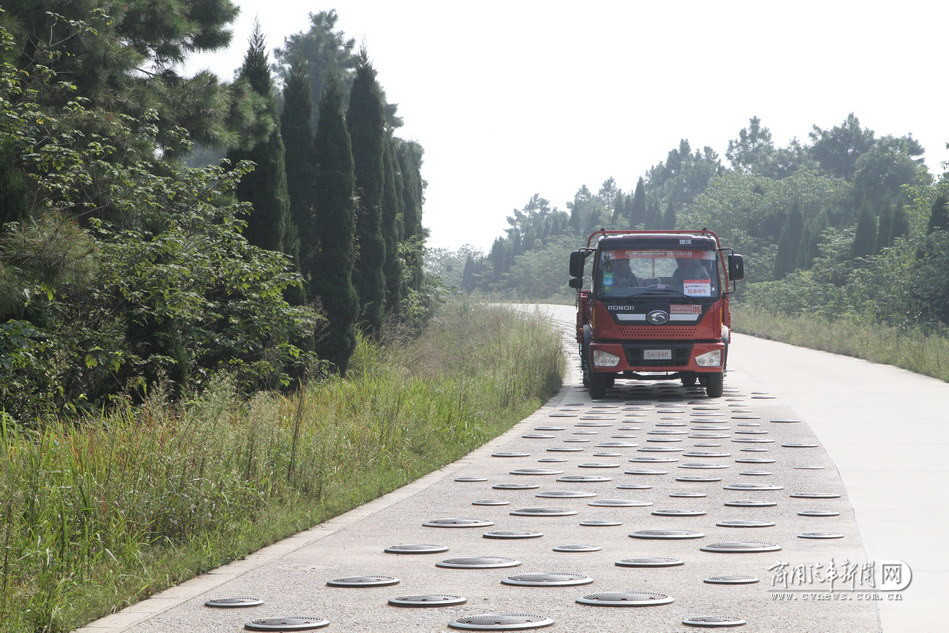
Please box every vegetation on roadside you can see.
[0,303,564,633]
[732,304,948,382]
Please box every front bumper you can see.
[589,341,726,373]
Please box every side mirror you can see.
[569,250,586,278]
[568,277,583,289]
[728,254,745,281]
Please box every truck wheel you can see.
[589,372,610,399]
[705,372,724,398]
[580,345,590,388]
[680,373,697,386]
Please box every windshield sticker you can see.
[683,280,712,297]
[602,272,614,287]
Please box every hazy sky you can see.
[184,1,948,251]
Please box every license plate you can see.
[644,349,672,360]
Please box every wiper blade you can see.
[634,290,694,299]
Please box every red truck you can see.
[569,229,744,399]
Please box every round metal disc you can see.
[652,508,706,516]
[510,468,563,476]
[679,462,729,469]
[455,477,488,482]
[448,612,555,630]
[630,457,678,463]
[616,483,652,489]
[473,499,510,506]
[724,500,777,507]
[594,452,622,457]
[388,594,466,608]
[245,617,329,631]
[589,499,652,507]
[205,597,264,608]
[637,447,683,452]
[521,434,555,439]
[580,519,623,526]
[564,439,591,443]
[534,426,565,431]
[437,556,521,569]
[595,441,637,447]
[798,510,840,517]
[624,469,668,475]
[494,452,530,458]
[511,507,577,517]
[739,470,772,476]
[790,492,841,499]
[493,483,540,490]
[577,591,674,607]
[670,491,707,498]
[483,530,543,539]
[798,532,844,539]
[683,451,731,458]
[716,520,775,528]
[615,557,684,567]
[547,447,584,452]
[537,457,567,463]
[557,475,612,482]
[502,573,593,587]
[327,575,399,587]
[723,483,783,491]
[553,544,601,552]
[385,544,448,554]
[536,490,596,498]
[689,434,730,439]
[424,518,495,528]
[731,438,775,444]
[578,462,620,468]
[770,419,801,424]
[630,529,705,540]
[682,615,747,627]
[676,476,723,482]
[700,542,782,553]
[704,575,760,585]
[782,442,819,448]
[794,465,826,470]
[735,457,775,464]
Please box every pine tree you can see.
[397,141,425,290]
[310,74,358,374]
[630,177,646,227]
[461,254,475,293]
[928,192,949,233]
[346,51,387,335]
[662,207,677,230]
[381,136,403,313]
[227,25,294,257]
[611,192,625,225]
[850,207,877,258]
[774,206,804,278]
[875,205,894,252]
[281,53,317,304]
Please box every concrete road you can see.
[78,303,945,633]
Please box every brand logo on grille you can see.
[607,305,636,311]
[646,310,670,325]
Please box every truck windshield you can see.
[594,247,720,299]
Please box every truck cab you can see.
[569,230,744,398]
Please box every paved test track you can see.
[78,303,945,633]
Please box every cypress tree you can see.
[281,53,317,304]
[397,141,425,290]
[381,136,403,313]
[310,74,359,374]
[347,51,387,335]
[927,192,948,233]
[875,205,893,252]
[774,206,804,278]
[662,206,677,230]
[611,192,625,225]
[850,207,877,258]
[461,254,475,293]
[890,206,909,245]
[227,24,294,257]
[630,177,647,227]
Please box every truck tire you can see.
[705,372,724,398]
[589,372,610,399]
[580,345,590,388]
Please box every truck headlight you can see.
[593,350,620,367]
[694,350,721,367]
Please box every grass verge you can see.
[732,304,948,382]
[0,303,564,633]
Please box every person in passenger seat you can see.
[672,257,709,290]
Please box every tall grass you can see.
[0,303,564,633]
[732,304,948,382]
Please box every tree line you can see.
[448,115,947,328]
[0,5,426,422]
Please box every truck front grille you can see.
[618,326,697,338]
